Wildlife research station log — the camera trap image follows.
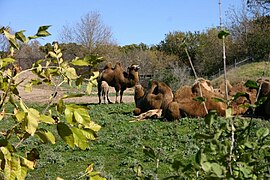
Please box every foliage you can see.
[0,26,104,179]
[168,112,270,179]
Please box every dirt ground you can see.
[16,71,135,104]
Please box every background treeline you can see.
[1,0,269,90]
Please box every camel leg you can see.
[120,90,124,103]
[115,91,119,103]
[97,81,102,104]
[107,89,113,104]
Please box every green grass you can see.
[4,103,263,179]
[211,61,270,87]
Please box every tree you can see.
[14,40,44,69]
[226,0,270,61]
[0,26,103,179]
[247,0,270,15]
[59,11,115,55]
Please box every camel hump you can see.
[114,62,122,69]
[103,62,113,70]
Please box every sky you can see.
[1,0,243,46]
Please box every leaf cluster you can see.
[0,26,104,179]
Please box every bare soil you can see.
[16,71,135,104]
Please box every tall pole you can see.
[219,0,229,107]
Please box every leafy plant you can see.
[0,26,104,179]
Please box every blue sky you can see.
[1,0,243,46]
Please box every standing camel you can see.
[97,62,140,104]
[101,81,110,104]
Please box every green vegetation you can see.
[15,103,269,179]
[211,61,270,87]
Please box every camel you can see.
[133,80,180,121]
[101,81,110,104]
[254,79,270,119]
[217,80,257,115]
[97,62,140,104]
[174,79,227,117]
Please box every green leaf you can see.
[212,97,226,103]
[232,92,247,101]
[65,67,79,80]
[81,129,97,140]
[244,80,259,89]
[48,51,57,58]
[211,163,223,177]
[195,150,207,165]
[24,82,33,92]
[57,122,74,148]
[218,30,230,39]
[15,30,29,43]
[86,121,101,132]
[71,127,89,150]
[205,111,217,127]
[74,107,91,125]
[0,58,15,68]
[57,99,65,114]
[24,108,39,135]
[64,106,74,124]
[193,96,206,103]
[35,128,55,144]
[39,114,55,124]
[3,30,20,50]
[36,25,51,37]
[37,25,51,32]
[244,142,253,149]
[201,162,211,172]
[71,59,90,66]
[225,108,232,118]
[28,35,38,40]
[256,128,269,140]
[15,111,26,122]
[143,146,156,160]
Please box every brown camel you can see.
[217,80,257,115]
[98,62,140,104]
[174,79,226,117]
[133,80,180,121]
[254,79,270,119]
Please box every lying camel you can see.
[174,79,226,117]
[254,79,270,119]
[133,80,180,121]
[98,62,140,104]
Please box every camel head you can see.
[127,64,140,85]
[128,64,140,72]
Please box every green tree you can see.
[0,26,103,179]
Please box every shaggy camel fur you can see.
[254,79,270,119]
[174,79,226,117]
[218,80,257,115]
[133,80,179,121]
[101,81,110,104]
[98,62,140,104]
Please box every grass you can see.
[211,61,270,87]
[1,102,263,179]
[2,61,270,179]
[15,103,200,179]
